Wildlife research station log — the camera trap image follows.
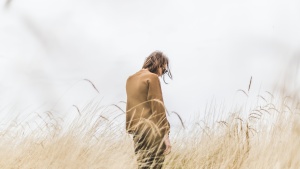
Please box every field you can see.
[2,0,300,168]
[0,85,299,169]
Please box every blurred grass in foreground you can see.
[0,85,299,169]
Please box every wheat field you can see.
[2,0,300,168]
[0,86,299,169]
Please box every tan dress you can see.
[126,69,170,169]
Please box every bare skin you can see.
[163,134,171,155]
[144,64,172,155]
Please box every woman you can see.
[126,51,172,169]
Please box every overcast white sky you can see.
[0,0,299,128]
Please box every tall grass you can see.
[0,87,299,169]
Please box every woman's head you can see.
[142,51,172,83]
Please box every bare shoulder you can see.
[129,70,159,82]
[143,71,158,80]
[126,75,133,82]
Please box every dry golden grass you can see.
[0,89,299,169]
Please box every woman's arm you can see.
[163,134,172,155]
[147,74,171,136]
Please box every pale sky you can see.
[0,0,299,129]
